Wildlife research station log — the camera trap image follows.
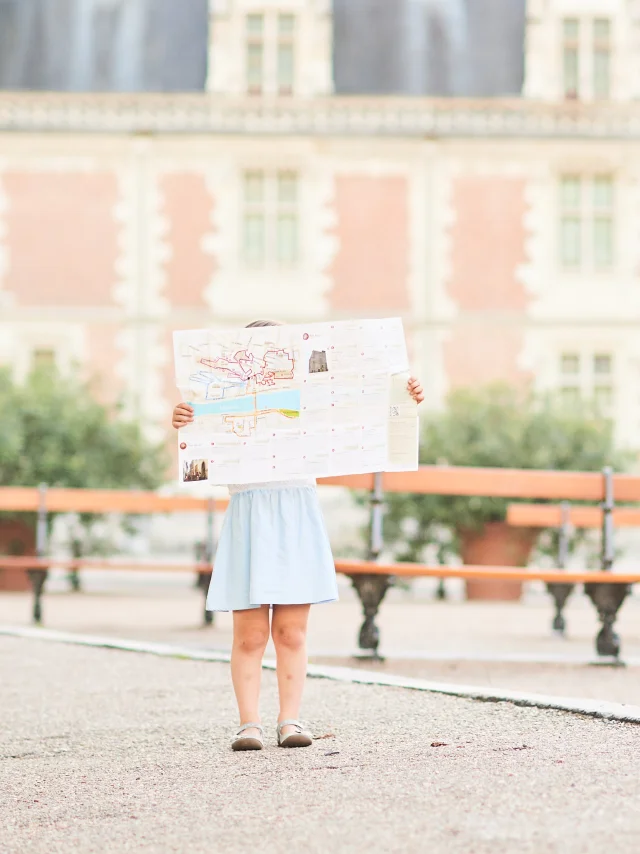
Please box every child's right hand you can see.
[172,402,194,429]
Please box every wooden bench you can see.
[2,467,638,660]
[324,466,640,660]
[335,559,637,661]
[2,553,635,662]
[506,501,640,638]
[0,486,228,624]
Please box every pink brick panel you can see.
[448,177,529,312]
[329,175,410,312]
[4,172,118,306]
[445,176,530,386]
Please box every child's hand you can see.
[172,402,194,429]
[407,377,424,405]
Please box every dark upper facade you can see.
[0,0,526,96]
[333,0,526,97]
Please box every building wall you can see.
[0,124,639,452]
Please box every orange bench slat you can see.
[0,487,228,514]
[507,503,640,529]
[333,559,637,584]
[2,555,637,585]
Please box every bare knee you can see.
[235,626,269,655]
[272,623,306,652]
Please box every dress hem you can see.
[206,594,339,613]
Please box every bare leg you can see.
[271,604,311,736]
[231,606,270,737]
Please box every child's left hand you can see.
[407,376,424,404]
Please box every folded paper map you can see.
[173,318,418,485]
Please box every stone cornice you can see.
[0,92,639,139]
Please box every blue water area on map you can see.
[191,389,300,416]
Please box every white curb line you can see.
[2,625,640,725]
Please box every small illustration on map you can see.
[308,350,328,374]
[183,458,208,483]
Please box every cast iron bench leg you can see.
[27,569,48,625]
[548,502,573,635]
[546,581,574,635]
[584,582,630,660]
[349,573,392,661]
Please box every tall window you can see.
[559,175,614,271]
[246,14,265,95]
[562,18,580,99]
[559,352,581,406]
[242,171,266,265]
[241,170,299,268]
[562,17,612,101]
[593,19,611,100]
[277,14,295,95]
[245,12,296,95]
[593,352,614,411]
[593,175,614,269]
[559,351,614,413]
[276,171,298,265]
[560,176,581,268]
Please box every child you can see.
[172,320,424,751]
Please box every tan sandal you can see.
[276,719,313,748]
[232,723,264,751]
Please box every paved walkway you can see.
[2,635,640,854]
[2,577,640,704]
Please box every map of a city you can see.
[174,320,418,485]
[188,343,299,438]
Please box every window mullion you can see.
[268,173,276,265]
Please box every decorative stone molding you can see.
[113,142,171,439]
[431,160,459,323]
[1,93,640,139]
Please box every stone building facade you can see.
[0,0,639,450]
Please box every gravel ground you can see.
[2,637,640,854]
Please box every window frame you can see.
[560,15,613,102]
[240,168,300,269]
[276,13,296,96]
[558,173,615,273]
[244,11,297,96]
[592,18,612,100]
[558,349,615,414]
[562,17,580,100]
[246,13,265,96]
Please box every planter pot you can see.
[0,519,37,592]
[460,522,538,602]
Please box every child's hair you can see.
[245,320,283,328]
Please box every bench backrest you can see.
[320,467,640,501]
[2,465,638,515]
[507,504,640,529]
[0,487,228,514]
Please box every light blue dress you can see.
[205,478,339,612]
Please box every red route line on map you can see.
[195,346,299,437]
[199,348,296,387]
